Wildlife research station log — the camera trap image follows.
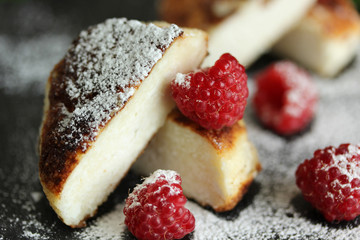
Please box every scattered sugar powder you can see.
[274,61,318,119]
[30,191,43,203]
[56,18,183,151]
[22,231,42,239]
[0,34,71,94]
[0,1,71,94]
[74,203,127,240]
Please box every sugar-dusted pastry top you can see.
[39,18,183,194]
[311,0,360,37]
[169,109,247,152]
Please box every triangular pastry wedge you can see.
[133,109,261,212]
[158,0,315,67]
[273,0,360,77]
[38,18,207,227]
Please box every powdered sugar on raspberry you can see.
[127,170,182,210]
[273,61,317,118]
[174,73,191,89]
[326,145,360,188]
[142,169,180,186]
[57,18,182,151]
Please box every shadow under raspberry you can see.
[291,193,360,229]
[248,107,316,141]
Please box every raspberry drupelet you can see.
[171,53,249,130]
[253,61,318,135]
[296,144,360,222]
[123,170,195,240]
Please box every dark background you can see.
[1,0,360,239]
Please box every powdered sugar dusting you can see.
[55,18,182,151]
[75,203,126,240]
[0,1,72,94]
[274,61,318,118]
[142,169,180,186]
[323,145,360,192]
[175,72,191,89]
[126,170,181,210]
[0,34,71,94]
[30,192,43,203]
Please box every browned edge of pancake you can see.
[213,159,261,212]
[39,29,184,197]
[158,0,278,30]
[158,0,220,29]
[168,108,247,153]
[310,0,360,37]
[168,108,262,211]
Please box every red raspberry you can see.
[123,170,195,240]
[296,144,360,222]
[253,61,318,135]
[171,53,248,130]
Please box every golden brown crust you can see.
[39,60,82,195]
[214,166,261,211]
[39,58,140,196]
[213,144,261,212]
[158,0,276,30]
[168,108,246,153]
[310,0,360,37]
[168,108,261,212]
[185,144,261,212]
[158,0,227,29]
[68,217,87,228]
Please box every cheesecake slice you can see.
[133,109,261,212]
[38,18,208,227]
[273,0,360,77]
[158,0,315,67]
